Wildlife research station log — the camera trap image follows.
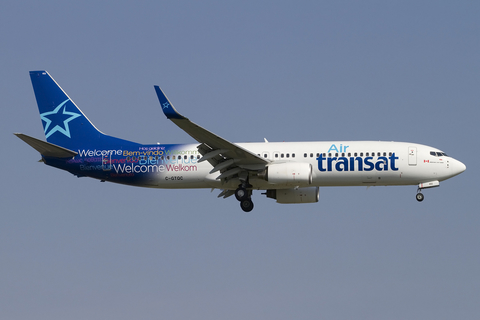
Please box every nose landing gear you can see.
[415,181,440,202]
[416,190,424,202]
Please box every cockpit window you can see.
[431,151,448,157]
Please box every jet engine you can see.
[259,162,313,186]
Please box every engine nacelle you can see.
[260,162,313,186]
[265,187,319,204]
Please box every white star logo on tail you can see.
[40,99,81,139]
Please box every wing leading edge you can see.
[154,86,269,181]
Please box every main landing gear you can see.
[240,198,254,212]
[235,184,254,212]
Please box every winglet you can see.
[154,86,187,120]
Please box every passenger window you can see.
[264,154,268,158]
[366,152,369,156]
[342,153,345,157]
[292,154,295,158]
[286,154,290,158]
[335,153,338,157]
[389,152,392,156]
[197,155,201,159]
[360,152,363,157]
[310,153,313,157]
[383,152,386,156]
[377,152,381,156]
[275,154,278,158]
[304,153,307,158]
[281,154,284,158]
[328,153,331,157]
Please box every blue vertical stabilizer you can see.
[29,71,138,151]
[30,71,104,150]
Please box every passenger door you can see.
[408,147,417,166]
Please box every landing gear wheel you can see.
[240,199,254,212]
[235,187,248,201]
[416,192,424,202]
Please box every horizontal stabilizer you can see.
[14,133,78,158]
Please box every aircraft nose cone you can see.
[459,161,466,173]
[453,159,466,175]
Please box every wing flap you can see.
[168,116,266,165]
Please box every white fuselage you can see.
[140,141,465,190]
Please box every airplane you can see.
[16,71,466,212]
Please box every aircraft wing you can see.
[154,86,269,177]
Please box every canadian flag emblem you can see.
[424,160,429,163]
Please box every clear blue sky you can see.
[1,1,479,319]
